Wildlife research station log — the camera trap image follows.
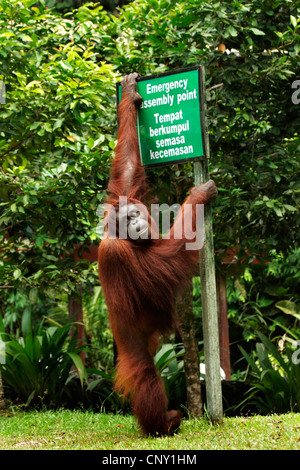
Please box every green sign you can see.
[117,67,207,167]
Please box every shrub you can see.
[239,332,300,414]
[0,318,86,407]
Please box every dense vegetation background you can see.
[0,0,299,414]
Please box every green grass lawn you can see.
[0,410,299,450]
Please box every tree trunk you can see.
[0,371,5,409]
[68,286,85,366]
[216,273,231,380]
[176,282,203,418]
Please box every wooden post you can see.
[193,66,223,423]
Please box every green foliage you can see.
[101,0,300,260]
[0,0,119,291]
[83,367,126,412]
[155,343,186,406]
[2,287,70,335]
[276,300,300,322]
[0,319,86,406]
[226,245,300,346]
[239,332,300,414]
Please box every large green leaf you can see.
[257,332,290,375]
[67,352,87,388]
[275,301,300,320]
